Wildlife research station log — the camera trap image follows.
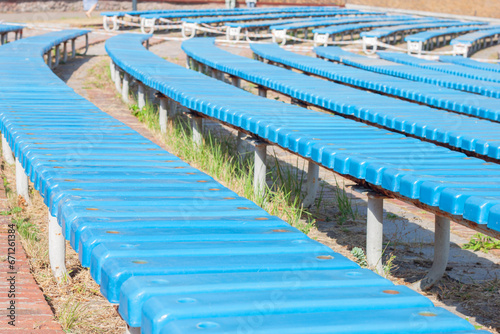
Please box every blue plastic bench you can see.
[1,29,488,334]
[311,17,438,46]
[251,43,500,123]
[108,33,500,300]
[378,51,500,83]
[360,21,485,54]
[104,32,493,334]
[315,46,500,98]
[450,27,500,57]
[268,15,408,45]
[0,24,24,45]
[185,38,500,162]
[405,25,491,55]
[440,55,500,73]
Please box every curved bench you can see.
[451,27,500,57]
[0,24,24,45]
[378,51,500,83]
[315,46,500,98]
[105,32,491,334]
[405,25,491,55]
[187,38,500,161]
[251,43,500,123]
[360,21,484,54]
[311,17,436,46]
[110,34,500,295]
[1,30,486,334]
[440,55,500,73]
[180,9,360,38]
[267,15,405,45]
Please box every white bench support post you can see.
[54,45,60,67]
[15,157,30,205]
[236,131,247,161]
[412,215,450,291]
[253,140,267,197]
[71,39,76,59]
[48,211,67,281]
[110,60,115,81]
[303,161,319,207]
[366,194,384,274]
[46,49,52,69]
[2,134,15,165]
[122,72,130,103]
[63,42,68,63]
[191,115,203,147]
[231,76,241,88]
[159,98,168,134]
[138,83,146,109]
[114,67,122,93]
[258,87,267,98]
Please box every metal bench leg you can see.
[412,215,450,291]
[63,42,68,63]
[366,194,384,274]
[159,98,168,133]
[47,49,52,69]
[253,140,267,197]
[115,67,122,93]
[110,60,115,81]
[71,39,76,59]
[258,87,267,98]
[236,131,247,161]
[122,73,130,103]
[186,56,192,69]
[48,211,67,280]
[192,115,203,147]
[54,45,60,67]
[231,76,241,88]
[15,157,30,205]
[2,134,15,165]
[303,161,319,207]
[138,83,146,109]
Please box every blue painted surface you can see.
[451,27,500,45]
[315,46,500,98]
[361,21,485,38]
[0,29,489,334]
[405,25,492,43]
[0,24,24,33]
[378,51,500,84]
[107,34,500,229]
[440,55,500,73]
[184,38,500,161]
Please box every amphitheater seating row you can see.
[105,32,494,334]
[251,43,500,124]
[405,25,493,55]
[0,30,487,334]
[312,18,439,45]
[440,55,500,73]
[0,24,23,45]
[450,27,500,56]
[315,46,500,98]
[377,51,500,83]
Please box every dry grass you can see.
[1,160,125,333]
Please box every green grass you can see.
[127,100,315,233]
[334,177,357,225]
[462,233,500,253]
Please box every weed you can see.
[386,212,398,220]
[0,206,22,216]
[14,218,39,242]
[334,177,357,225]
[462,233,500,253]
[383,254,396,277]
[351,247,367,267]
[58,300,87,332]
